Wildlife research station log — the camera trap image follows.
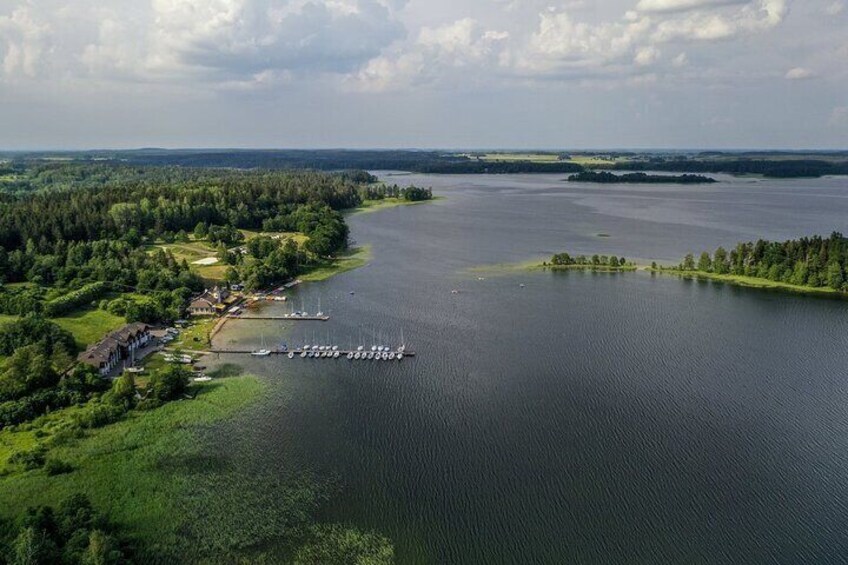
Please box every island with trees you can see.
[544,252,636,272]
[658,232,848,296]
[567,171,717,184]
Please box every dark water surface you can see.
[214,173,848,563]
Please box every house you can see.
[77,323,152,376]
[187,286,232,316]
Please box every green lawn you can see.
[345,197,441,216]
[170,317,218,351]
[52,308,127,349]
[0,307,126,350]
[301,245,372,282]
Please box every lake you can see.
[213,173,848,563]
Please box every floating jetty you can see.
[210,348,415,358]
[226,315,330,321]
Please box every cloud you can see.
[353,18,509,91]
[784,67,814,80]
[825,1,844,15]
[0,6,50,78]
[635,0,747,14]
[513,0,788,80]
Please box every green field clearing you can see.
[53,308,127,349]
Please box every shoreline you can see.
[651,269,847,298]
[344,195,443,216]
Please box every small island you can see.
[567,171,716,184]
[544,252,637,272]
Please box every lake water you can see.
[213,173,848,563]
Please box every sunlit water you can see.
[211,173,848,563]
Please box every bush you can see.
[9,445,47,470]
[43,282,109,317]
[72,402,126,430]
[44,458,74,476]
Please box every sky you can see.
[0,0,846,150]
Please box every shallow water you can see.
[214,173,848,563]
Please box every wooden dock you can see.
[209,348,415,358]
[226,315,330,322]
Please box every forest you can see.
[568,171,716,184]
[4,150,846,178]
[673,233,848,291]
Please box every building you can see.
[77,322,152,376]
[188,286,233,316]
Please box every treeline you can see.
[674,232,848,291]
[608,159,848,178]
[416,161,584,174]
[568,171,716,184]
[0,165,371,250]
[548,252,632,269]
[43,282,109,317]
[358,183,434,202]
[0,239,203,302]
[0,494,134,563]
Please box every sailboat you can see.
[252,334,271,356]
[397,328,406,353]
[316,297,324,318]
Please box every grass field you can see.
[300,245,372,282]
[52,308,127,349]
[0,376,286,562]
[0,306,126,350]
[170,317,218,351]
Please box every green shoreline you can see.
[468,258,845,300]
[652,269,847,298]
[345,195,443,216]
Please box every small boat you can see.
[347,352,354,359]
[333,351,340,359]
[332,345,339,352]
[520,284,525,288]
[397,353,403,361]
[252,334,271,356]
[357,346,364,352]
[367,351,375,360]
[287,352,294,359]
[307,351,314,358]
[354,351,361,359]
[451,289,460,294]
[300,351,307,358]
[349,291,355,295]
[389,352,396,360]
[126,367,144,374]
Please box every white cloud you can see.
[825,1,844,15]
[0,6,50,78]
[353,18,509,91]
[784,67,814,80]
[636,0,747,14]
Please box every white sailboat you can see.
[252,334,271,356]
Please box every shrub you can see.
[44,458,74,476]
